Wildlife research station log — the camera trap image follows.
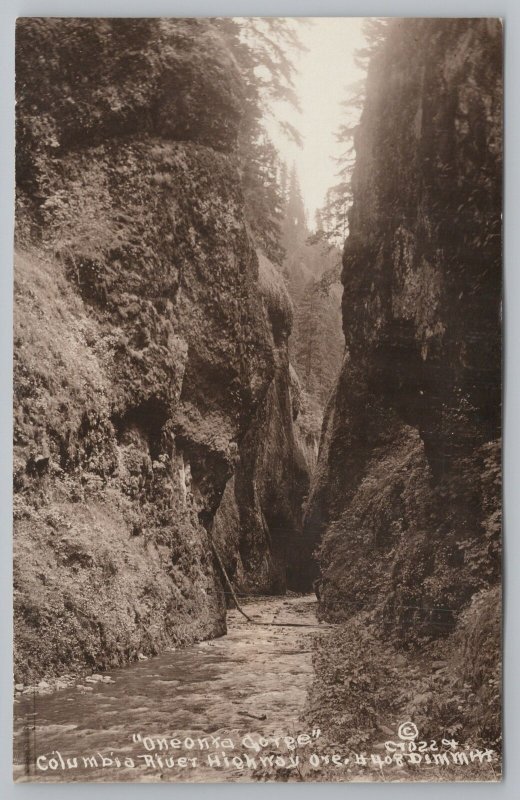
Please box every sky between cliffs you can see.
[264,17,367,225]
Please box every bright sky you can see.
[265,18,367,224]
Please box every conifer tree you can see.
[314,18,389,249]
[282,163,307,254]
[213,17,305,264]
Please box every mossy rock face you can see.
[14,18,309,681]
[305,19,502,640]
[303,20,502,757]
[15,19,242,169]
[213,254,311,596]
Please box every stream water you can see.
[14,595,325,783]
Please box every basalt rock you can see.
[13,18,308,681]
[305,19,502,641]
[213,255,311,595]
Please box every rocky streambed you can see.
[14,595,326,783]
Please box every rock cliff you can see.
[213,254,311,594]
[14,18,309,682]
[305,18,502,640]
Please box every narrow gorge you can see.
[13,16,502,781]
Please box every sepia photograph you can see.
[12,15,502,783]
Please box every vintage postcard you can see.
[13,17,502,782]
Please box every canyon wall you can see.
[14,18,308,682]
[213,255,311,595]
[305,18,502,640]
